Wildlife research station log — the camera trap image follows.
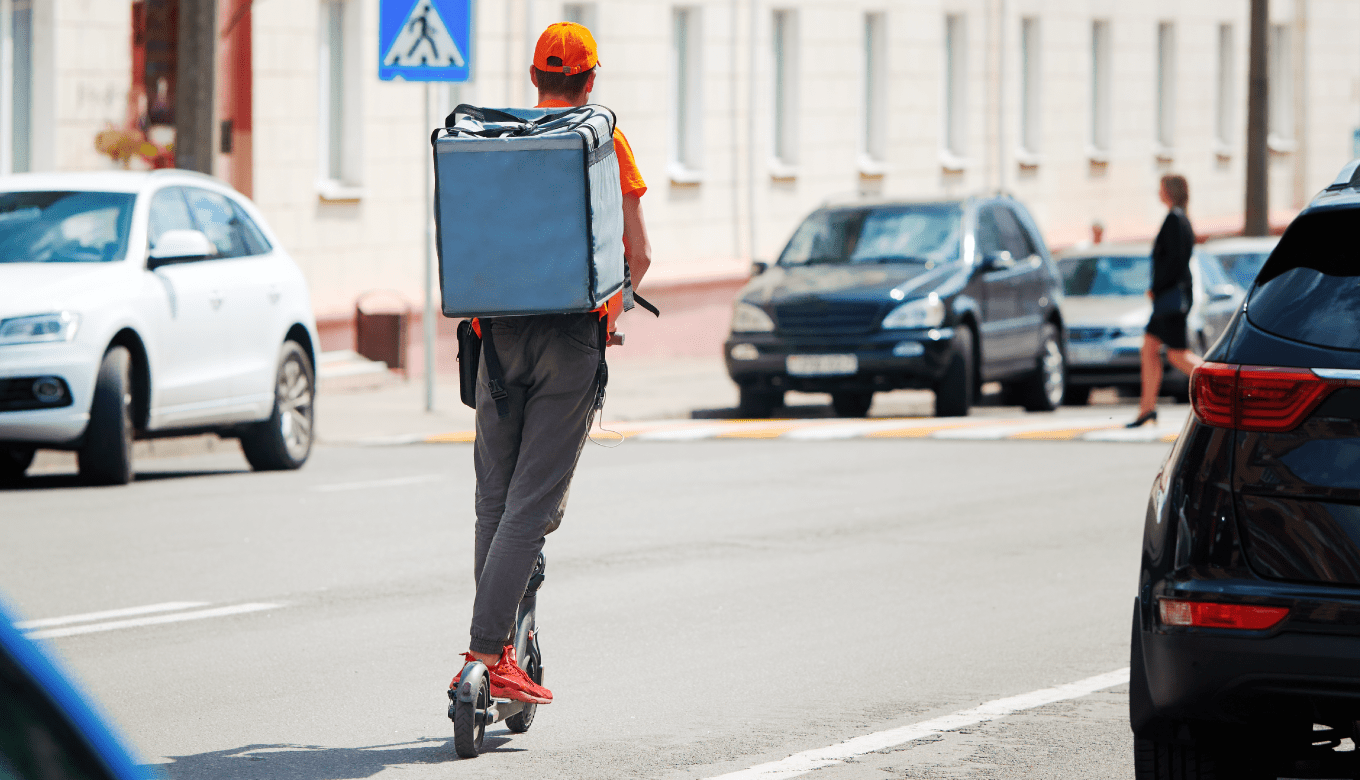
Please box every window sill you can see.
[668,162,704,186]
[1213,140,1233,160]
[768,158,798,181]
[1015,149,1042,169]
[1085,147,1110,165]
[317,180,365,203]
[857,154,889,178]
[1154,145,1175,163]
[1267,135,1297,154]
[938,150,971,173]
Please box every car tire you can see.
[1019,323,1066,412]
[1,446,35,485]
[934,326,974,417]
[737,387,782,419]
[240,342,315,471]
[831,391,873,418]
[77,346,134,486]
[1063,386,1092,406]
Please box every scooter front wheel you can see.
[453,663,490,758]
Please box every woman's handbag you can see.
[1152,287,1188,316]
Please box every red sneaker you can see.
[488,646,552,704]
[449,648,552,705]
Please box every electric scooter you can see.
[448,553,546,758]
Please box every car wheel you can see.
[1063,385,1091,406]
[934,326,974,417]
[77,346,134,486]
[1,446,35,485]
[1019,323,1065,412]
[240,342,315,471]
[831,391,873,418]
[737,387,782,419]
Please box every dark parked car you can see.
[1131,160,1360,779]
[0,599,144,780]
[724,196,1066,417]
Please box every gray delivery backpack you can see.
[430,104,657,419]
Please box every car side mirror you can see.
[148,230,216,268]
[751,260,769,276]
[981,250,1014,271]
[1208,283,1237,302]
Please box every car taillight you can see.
[1191,362,1353,432]
[1159,598,1289,630]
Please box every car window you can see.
[0,191,134,264]
[230,201,272,256]
[1211,251,1271,291]
[1003,206,1040,258]
[183,187,255,259]
[1059,255,1151,297]
[975,207,1003,258]
[147,187,196,251]
[1247,209,1360,351]
[779,204,962,266]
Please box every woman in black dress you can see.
[1128,174,1203,427]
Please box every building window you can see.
[318,0,360,194]
[1215,24,1233,151]
[1018,17,1040,159]
[943,14,966,163]
[1268,23,1293,149]
[1156,22,1175,153]
[670,7,702,180]
[862,12,886,168]
[770,9,799,174]
[1089,20,1111,157]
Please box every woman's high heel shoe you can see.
[1126,409,1159,428]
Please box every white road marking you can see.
[704,668,1130,780]
[24,603,284,639]
[312,474,441,492]
[14,601,210,630]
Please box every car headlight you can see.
[882,293,945,329]
[731,302,775,333]
[0,312,80,345]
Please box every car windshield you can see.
[1248,209,1360,351]
[1208,251,1271,290]
[0,191,135,264]
[1058,255,1150,296]
[778,204,962,266]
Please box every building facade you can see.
[13,0,1360,356]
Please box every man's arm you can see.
[621,193,652,287]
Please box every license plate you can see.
[1068,344,1115,365]
[786,354,858,376]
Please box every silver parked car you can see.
[1057,243,1226,405]
[1193,235,1279,352]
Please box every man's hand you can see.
[607,332,625,347]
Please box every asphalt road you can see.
[1,436,1169,779]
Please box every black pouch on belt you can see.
[456,319,480,410]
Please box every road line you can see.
[312,474,441,492]
[15,601,210,630]
[25,603,284,639]
[703,667,1130,780]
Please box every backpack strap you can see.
[480,326,512,420]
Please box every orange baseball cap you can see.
[533,22,599,75]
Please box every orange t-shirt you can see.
[472,100,645,338]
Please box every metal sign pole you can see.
[423,82,436,412]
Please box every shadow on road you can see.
[159,735,524,779]
[1,469,247,491]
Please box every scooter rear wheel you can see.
[453,669,490,758]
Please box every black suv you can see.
[724,196,1066,417]
[1131,161,1360,779]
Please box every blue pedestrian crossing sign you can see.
[378,0,471,82]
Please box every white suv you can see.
[0,170,319,485]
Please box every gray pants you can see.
[469,313,601,654]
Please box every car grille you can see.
[1069,327,1119,343]
[774,301,884,336]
